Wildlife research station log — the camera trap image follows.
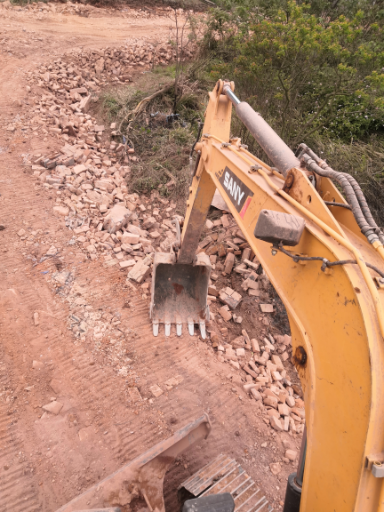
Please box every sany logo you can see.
[216,166,254,217]
[223,171,245,206]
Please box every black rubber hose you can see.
[298,143,384,242]
[345,174,383,235]
[301,153,378,241]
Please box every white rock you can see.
[42,401,63,415]
[121,233,140,245]
[128,260,150,283]
[46,246,58,256]
[149,385,163,398]
[119,259,136,268]
[73,164,87,174]
[53,205,69,217]
[103,204,131,234]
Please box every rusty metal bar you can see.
[57,414,211,512]
[223,85,299,177]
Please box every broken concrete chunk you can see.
[285,449,298,461]
[121,233,139,245]
[224,252,235,274]
[119,259,136,269]
[42,401,63,415]
[79,95,91,112]
[269,461,282,473]
[53,205,69,217]
[286,395,296,407]
[263,396,278,409]
[219,305,232,322]
[73,164,88,175]
[149,385,163,398]
[103,204,131,234]
[270,417,283,432]
[164,375,184,390]
[219,287,242,309]
[128,387,142,402]
[32,360,43,369]
[250,388,262,401]
[271,355,284,371]
[251,338,260,353]
[78,426,95,442]
[260,304,274,313]
[278,403,290,416]
[128,260,150,283]
[142,216,156,230]
[33,312,39,326]
[46,246,58,256]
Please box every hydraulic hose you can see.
[345,174,383,237]
[297,143,384,244]
[301,153,379,243]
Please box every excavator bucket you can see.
[150,252,212,338]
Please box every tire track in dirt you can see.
[0,6,298,512]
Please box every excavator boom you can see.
[151,80,384,511]
[57,80,384,512]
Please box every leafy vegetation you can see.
[96,0,384,222]
[99,71,205,207]
[205,2,384,142]
[198,0,384,222]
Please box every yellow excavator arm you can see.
[58,80,384,512]
[175,80,384,512]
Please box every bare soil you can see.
[0,4,302,511]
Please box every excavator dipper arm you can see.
[178,80,384,512]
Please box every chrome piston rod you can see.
[223,84,299,177]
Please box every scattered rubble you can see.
[15,35,304,436]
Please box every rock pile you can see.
[194,226,305,435]
[25,42,184,94]
[19,40,304,436]
[0,0,181,20]
[19,40,196,287]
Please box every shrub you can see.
[207,2,384,144]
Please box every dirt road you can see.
[0,3,300,511]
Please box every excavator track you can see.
[179,454,272,512]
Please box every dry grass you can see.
[98,68,208,211]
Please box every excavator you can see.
[56,80,384,512]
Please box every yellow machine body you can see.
[178,81,384,511]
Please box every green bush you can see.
[196,0,384,222]
[207,2,384,144]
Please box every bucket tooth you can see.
[176,315,182,337]
[165,323,171,337]
[153,321,159,337]
[199,320,206,340]
[188,320,194,336]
